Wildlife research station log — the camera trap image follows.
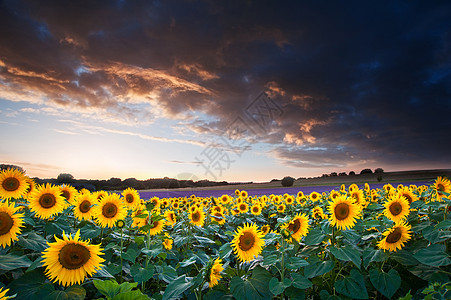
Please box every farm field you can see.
[0,168,450,300]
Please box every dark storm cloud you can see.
[0,0,450,170]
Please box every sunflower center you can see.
[126,194,134,203]
[239,232,255,251]
[239,204,246,211]
[2,177,20,192]
[58,243,91,270]
[192,211,200,222]
[0,212,14,235]
[102,203,118,218]
[386,228,402,244]
[252,207,259,213]
[39,193,57,208]
[334,203,350,220]
[288,219,301,233]
[389,202,402,216]
[437,183,445,192]
[79,200,91,213]
[61,190,70,200]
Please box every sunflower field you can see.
[0,168,450,300]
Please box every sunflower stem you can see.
[331,226,337,295]
[119,227,123,283]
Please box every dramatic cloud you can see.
[1,0,450,173]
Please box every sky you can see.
[1,0,450,182]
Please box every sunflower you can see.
[349,189,365,206]
[231,223,265,263]
[144,215,165,235]
[285,195,295,205]
[283,213,309,242]
[261,225,271,235]
[164,209,177,226]
[163,234,173,250]
[60,184,78,206]
[277,203,286,213]
[240,190,248,198]
[73,193,96,221]
[121,187,140,210]
[383,195,410,223]
[93,190,108,202]
[312,206,325,219]
[209,258,224,288]
[131,205,148,228]
[219,194,231,205]
[28,183,66,219]
[398,187,417,204]
[94,193,127,228]
[297,191,304,198]
[0,168,29,200]
[190,207,205,227]
[378,221,412,252]
[0,201,25,247]
[434,176,450,201]
[0,287,10,300]
[237,202,249,214]
[211,211,226,225]
[328,195,361,231]
[309,191,321,202]
[42,230,104,286]
[250,204,262,216]
[23,177,37,199]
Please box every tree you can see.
[339,172,347,176]
[0,164,25,173]
[374,168,384,173]
[281,176,295,187]
[349,171,355,175]
[57,173,74,183]
[360,168,373,175]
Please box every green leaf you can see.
[194,235,215,245]
[304,260,334,278]
[179,256,197,267]
[142,246,164,258]
[330,246,361,269]
[122,247,138,263]
[285,286,306,300]
[334,269,368,299]
[422,226,450,244]
[369,268,401,299]
[230,266,272,300]
[0,253,32,270]
[162,275,193,300]
[286,256,309,270]
[219,242,233,260]
[157,265,178,283]
[106,263,122,275]
[6,269,47,300]
[391,250,419,266]
[93,265,115,278]
[362,248,387,269]
[118,282,138,294]
[44,220,71,236]
[27,256,44,272]
[304,228,326,245]
[262,254,279,266]
[291,273,313,289]
[65,285,87,300]
[93,280,121,299]
[435,219,451,230]
[112,290,150,300]
[269,277,291,296]
[79,222,101,239]
[130,263,154,284]
[414,244,451,267]
[18,232,48,252]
